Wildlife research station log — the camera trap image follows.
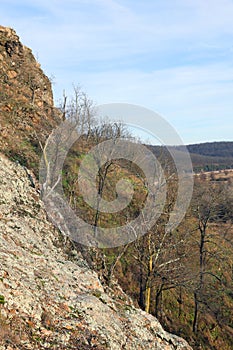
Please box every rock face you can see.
[0,154,192,349]
[0,25,53,106]
[0,26,61,174]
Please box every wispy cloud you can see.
[0,0,232,143]
[60,62,232,143]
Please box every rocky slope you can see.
[0,25,192,349]
[0,154,193,349]
[0,25,61,175]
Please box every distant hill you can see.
[188,152,233,172]
[148,142,233,173]
[186,141,233,158]
[186,142,233,172]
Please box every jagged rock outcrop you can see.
[0,25,61,174]
[0,154,192,349]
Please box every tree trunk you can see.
[145,254,153,313]
[145,279,151,313]
[178,286,183,317]
[193,291,199,333]
[155,284,163,318]
[139,264,144,309]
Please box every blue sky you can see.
[0,0,233,144]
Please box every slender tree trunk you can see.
[106,244,129,286]
[145,254,153,313]
[139,264,144,309]
[155,284,163,318]
[193,222,206,333]
[145,279,151,313]
[193,291,199,333]
[93,163,112,238]
[178,286,183,317]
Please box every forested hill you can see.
[186,141,233,158]
[149,142,233,172]
[184,142,233,172]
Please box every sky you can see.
[0,0,233,144]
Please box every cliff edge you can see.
[0,25,61,175]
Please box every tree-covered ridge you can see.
[187,142,233,172]
[186,141,233,158]
[149,143,233,172]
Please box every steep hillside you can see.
[0,26,192,349]
[0,154,192,349]
[0,25,61,175]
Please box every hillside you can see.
[0,25,192,349]
[187,141,233,158]
[1,24,232,350]
[148,142,233,172]
[0,25,61,175]
[179,142,233,171]
[0,153,191,349]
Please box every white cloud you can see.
[0,0,232,143]
[58,62,232,143]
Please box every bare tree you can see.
[60,85,96,136]
[191,180,233,333]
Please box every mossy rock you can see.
[0,295,5,304]
[92,290,102,298]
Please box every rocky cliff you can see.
[0,26,192,349]
[0,25,61,175]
